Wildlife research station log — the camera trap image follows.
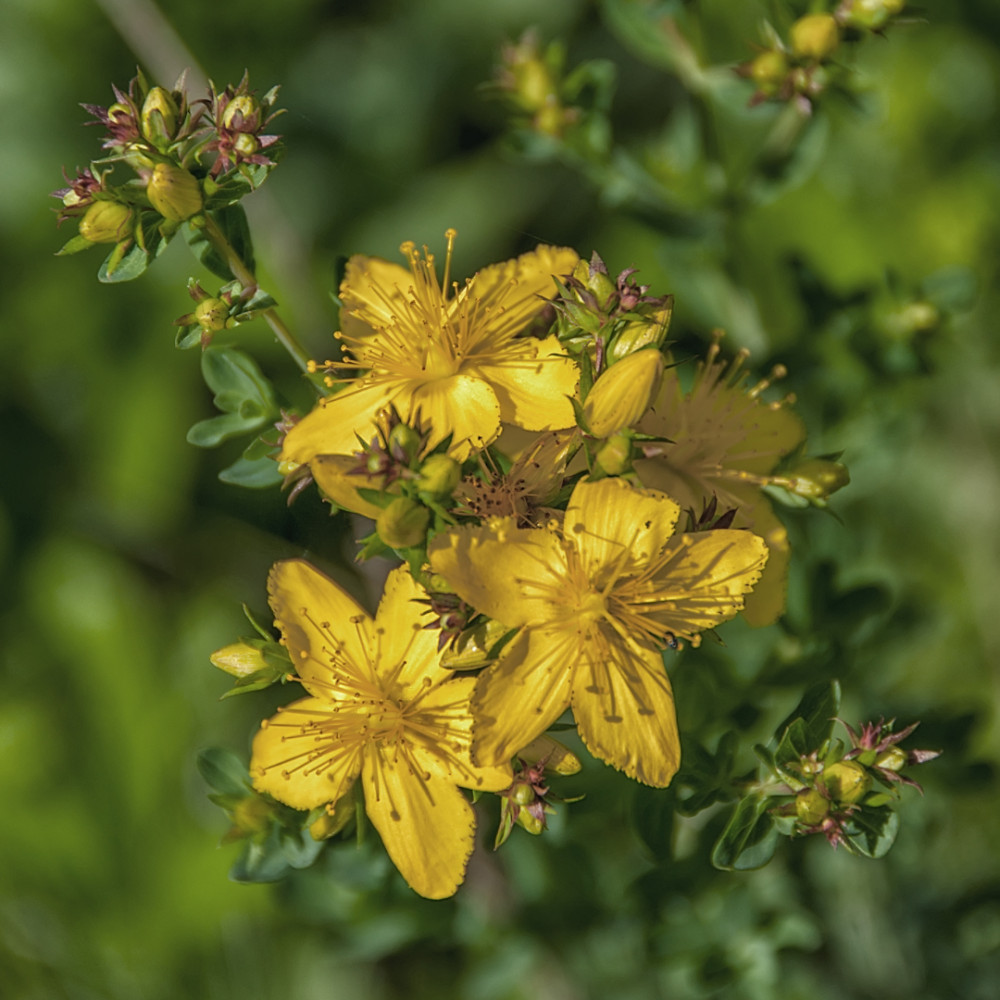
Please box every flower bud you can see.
[823,760,871,804]
[875,746,908,772]
[386,422,422,465]
[790,14,841,62]
[309,795,354,840]
[840,0,904,31]
[416,454,461,499]
[516,809,545,836]
[195,297,230,332]
[222,94,260,130]
[141,86,179,146]
[517,735,582,776]
[147,163,203,222]
[234,133,260,157]
[584,349,664,438]
[783,458,850,500]
[607,310,671,363]
[376,497,430,549]
[796,787,830,826]
[210,641,267,679]
[78,200,134,244]
[749,50,790,97]
[441,617,509,669]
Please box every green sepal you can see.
[187,346,278,447]
[711,794,779,871]
[56,234,95,256]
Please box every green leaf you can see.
[174,323,202,350]
[675,731,738,816]
[631,784,675,860]
[711,794,779,871]
[98,241,151,283]
[183,205,255,281]
[847,805,900,859]
[774,680,841,749]
[56,234,94,256]
[187,346,278,447]
[218,453,284,489]
[196,747,251,797]
[229,828,291,883]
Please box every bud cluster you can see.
[738,2,908,111]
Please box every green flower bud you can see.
[222,94,260,130]
[749,50,790,96]
[840,0,904,31]
[790,14,841,62]
[387,422,422,465]
[78,200,134,244]
[511,783,536,807]
[234,133,259,157]
[147,163,203,222]
[210,641,267,679]
[594,432,634,476]
[796,787,830,826]
[875,746,908,772]
[784,458,850,500]
[516,810,545,836]
[585,349,664,438]
[376,497,430,549]
[441,617,509,669]
[607,310,671,363]
[416,454,461,499]
[195,297,230,332]
[141,86,179,146]
[823,761,871,804]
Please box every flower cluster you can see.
[198,229,864,897]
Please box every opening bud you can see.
[308,795,355,840]
[790,14,841,62]
[231,795,273,837]
[147,163,203,222]
[386,422,423,465]
[141,87,180,146]
[376,497,430,549]
[822,760,871,804]
[875,746,908,772]
[78,200,134,244]
[222,94,260,130]
[839,0,905,31]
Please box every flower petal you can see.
[471,628,575,767]
[731,496,790,628]
[644,529,769,638]
[268,559,372,696]
[429,520,568,628]
[461,245,578,337]
[339,254,414,340]
[478,334,579,431]
[408,372,502,457]
[281,378,397,465]
[570,641,680,787]
[371,567,451,696]
[362,742,477,899]
[251,696,362,809]
[565,477,681,578]
[311,453,385,519]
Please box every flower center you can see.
[574,589,607,625]
[366,699,405,743]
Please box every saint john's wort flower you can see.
[281,231,580,470]
[634,335,805,626]
[428,477,768,787]
[250,560,512,899]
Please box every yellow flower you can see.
[250,560,511,899]
[282,231,580,465]
[634,336,805,626]
[428,477,768,787]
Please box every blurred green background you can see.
[3,0,999,997]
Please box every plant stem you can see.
[201,213,313,374]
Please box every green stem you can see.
[201,213,313,374]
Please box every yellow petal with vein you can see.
[339,255,414,339]
[267,559,371,694]
[570,642,680,787]
[565,477,680,577]
[471,628,574,767]
[251,696,362,809]
[362,743,476,899]
[408,372,502,457]
[429,521,567,628]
